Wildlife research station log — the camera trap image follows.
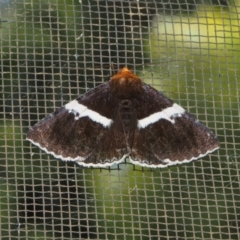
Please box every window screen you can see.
[0,0,237,239]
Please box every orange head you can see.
[110,67,143,97]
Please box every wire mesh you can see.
[0,0,238,239]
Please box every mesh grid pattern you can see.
[0,0,238,239]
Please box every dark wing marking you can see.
[27,83,130,167]
[77,82,116,119]
[130,84,219,167]
[130,113,219,167]
[134,84,175,119]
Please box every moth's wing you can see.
[27,83,129,167]
[130,84,219,168]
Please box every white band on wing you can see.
[137,103,185,129]
[65,100,113,128]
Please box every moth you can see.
[27,67,219,168]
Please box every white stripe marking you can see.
[65,100,113,128]
[27,137,129,168]
[137,103,185,129]
[129,146,219,168]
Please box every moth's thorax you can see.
[118,99,136,131]
[110,67,143,97]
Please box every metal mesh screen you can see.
[0,0,238,239]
